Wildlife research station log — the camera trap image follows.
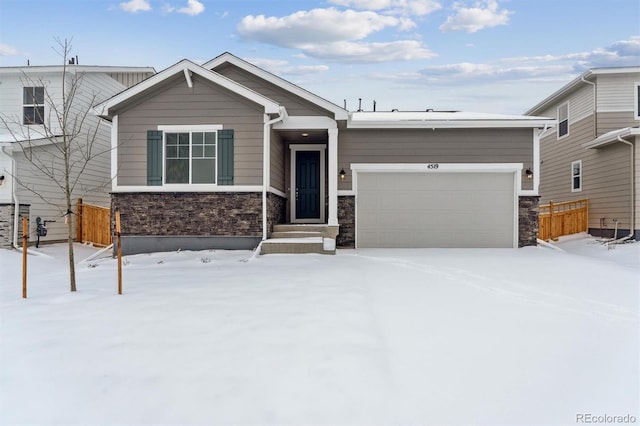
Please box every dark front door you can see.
[296,151,321,220]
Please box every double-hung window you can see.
[23,86,45,125]
[164,129,218,184]
[571,160,582,192]
[557,102,569,139]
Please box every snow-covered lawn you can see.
[0,235,638,425]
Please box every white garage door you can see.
[356,172,516,248]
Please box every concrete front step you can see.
[272,224,338,239]
[260,237,335,255]
[271,231,323,239]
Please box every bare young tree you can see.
[0,38,111,292]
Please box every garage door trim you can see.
[351,163,522,248]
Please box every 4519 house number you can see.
[427,163,439,169]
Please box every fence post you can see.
[549,200,555,241]
[116,210,122,295]
[76,198,83,243]
[585,199,589,233]
[22,216,28,299]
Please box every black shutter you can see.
[147,130,163,186]
[217,129,234,185]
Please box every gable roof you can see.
[526,66,640,116]
[203,52,348,121]
[94,59,281,120]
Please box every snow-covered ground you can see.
[0,235,638,425]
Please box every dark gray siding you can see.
[337,128,534,191]
[213,63,332,117]
[116,74,265,186]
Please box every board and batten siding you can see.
[337,128,534,191]
[597,72,640,112]
[116,74,265,186]
[212,63,332,117]
[107,72,154,89]
[539,114,632,231]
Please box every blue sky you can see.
[0,0,638,114]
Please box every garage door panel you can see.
[356,171,515,248]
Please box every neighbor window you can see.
[557,102,569,139]
[165,131,217,184]
[23,86,44,125]
[571,160,582,192]
[634,82,639,120]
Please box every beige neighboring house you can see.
[0,64,154,248]
[526,67,640,240]
[95,52,554,255]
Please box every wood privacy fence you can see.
[76,198,112,247]
[538,199,589,241]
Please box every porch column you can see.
[328,128,338,226]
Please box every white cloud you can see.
[439,0,512,33]
[178,0,204,16]
[0,43,19,56]
[120,0,151,13]
[238,8,401,46]
[238,8,432,63]
[328,0,442,16]
[301,40,435,62]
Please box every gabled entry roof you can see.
[94,59,281,120]
[204,52,349,121]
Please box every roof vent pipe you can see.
[373,100,376,112]
[358,98,362,112]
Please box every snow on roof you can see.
[348,111,554,129]
[582,126,640,149]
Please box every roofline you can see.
[582,127,640,149]
[93,59,281,119]
[0,65,156,74]
[346,118,556,129]
[525,66,640,115]
[203,52,349,121]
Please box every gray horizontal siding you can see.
[117,74,265,186]
[213,63,332,117]
[597,72,640,111]
[539,115,633,231]
[597,111,638,134]
[338,128,534,191]
[270,130,285,192]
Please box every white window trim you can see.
[571,160,582,192]
[23,86,45,126]
[158,125,222,186]
[634,82,639,121]
[557,101,569,140]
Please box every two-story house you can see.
[526,67,640,240]
[0,64,154,249]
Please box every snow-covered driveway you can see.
[0,238,638,425]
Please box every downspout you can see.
[609,136,635,244]
[581,76,597,139]
[262,107,285,240]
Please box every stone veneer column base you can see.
[267,193,286,238]
[0,203,30,249]
[111,192,263,255]
[518,195,540,247]
[337,196,355,248]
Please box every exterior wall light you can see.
[525,168,533,180]
[339,168,346,180]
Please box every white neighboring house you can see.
[0,64,154,248]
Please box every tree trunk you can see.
[66,187,76,292]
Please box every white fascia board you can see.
[583,127,640,149]
[94,60,280,118]
[274,115,337,130]
[111,185,264,193]
[350,163,523,173]
[204,53,349,120]
[346,119,555,129]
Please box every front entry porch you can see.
[261,224,339,255]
